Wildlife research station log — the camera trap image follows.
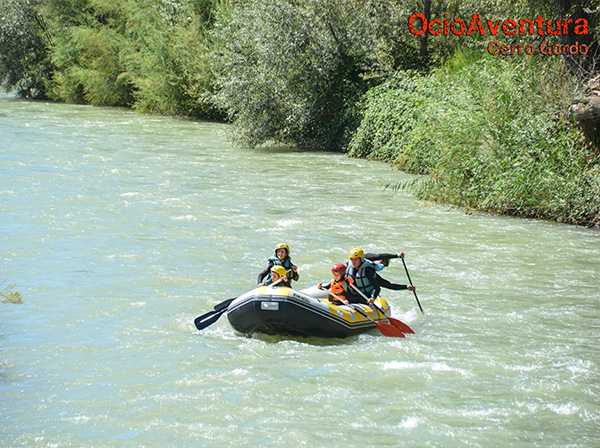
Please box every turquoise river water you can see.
[1,95,599,447]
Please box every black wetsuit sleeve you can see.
[364,253,399,261]
[376,274,408,290]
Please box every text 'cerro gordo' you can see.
[488,41,589,56]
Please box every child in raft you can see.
[262,265,290,288]
[317,263,357,305]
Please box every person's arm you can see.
[291,264,299,281]
[364,253,399,261]
[365,253,403,269]
[257,261,274,285]
[376,274,415,291]
[377,274,407,290]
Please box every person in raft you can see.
[262,265,290,287]
[317,263,355,305]
[346,247,415,305]
[364,252,406,270]
[257,243,299,287]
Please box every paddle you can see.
[194,277,286,331]
[194,304,233,331]
[259,268,292,287]
[213,297,236,312]
[319,286,349,304]
[402,258,424,315]
[351,304,405,338]
[324,288,404,338]
[348,282,414,334]
[370,301,414,334]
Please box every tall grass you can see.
[349,52,600,227]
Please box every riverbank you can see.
[4,53,598,230]
[348,53,600,228]
[2,1,599,227]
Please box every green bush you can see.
[347,71,441,173]
[125,0,219,118]
[50,24,134,106]
[211,0,373,150]
[350,52,600,226]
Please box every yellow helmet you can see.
[349,247,364,259]
[271,265,287,277]
[274,243,290,255]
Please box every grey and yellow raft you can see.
[226,285,392,338]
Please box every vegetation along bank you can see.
[1,0,599,226]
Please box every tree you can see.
[124,0,219,117]
[554,0,600,80]
[41,0,135,106]
[0,0,54,98]
[39,0,219,115]
[212,0,429,151]
[552,0,600,145]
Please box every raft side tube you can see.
[226,287,392,338]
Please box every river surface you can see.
[1,95,599,447]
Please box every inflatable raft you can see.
[226,285,393,338]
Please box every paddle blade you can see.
[387,317,415,334]
[371,302,415,334]
[213,297,236,312]
[194,309,226,330]
[374,321,405,338]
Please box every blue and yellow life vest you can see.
[268,256,296,282]
[346,259,375,296]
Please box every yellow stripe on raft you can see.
[256,286,291,296]
[324,297,391,323]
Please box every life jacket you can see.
[346,259,375,296]
[268,255,296,282]
[330,276,354,296]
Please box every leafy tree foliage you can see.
[124,0,218,117]
[0,0,54,98]
[38,0,219,116]
[46,0,133,106]
[213,1,359,150]
[211,0,435,151]
[209,0,559,150]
